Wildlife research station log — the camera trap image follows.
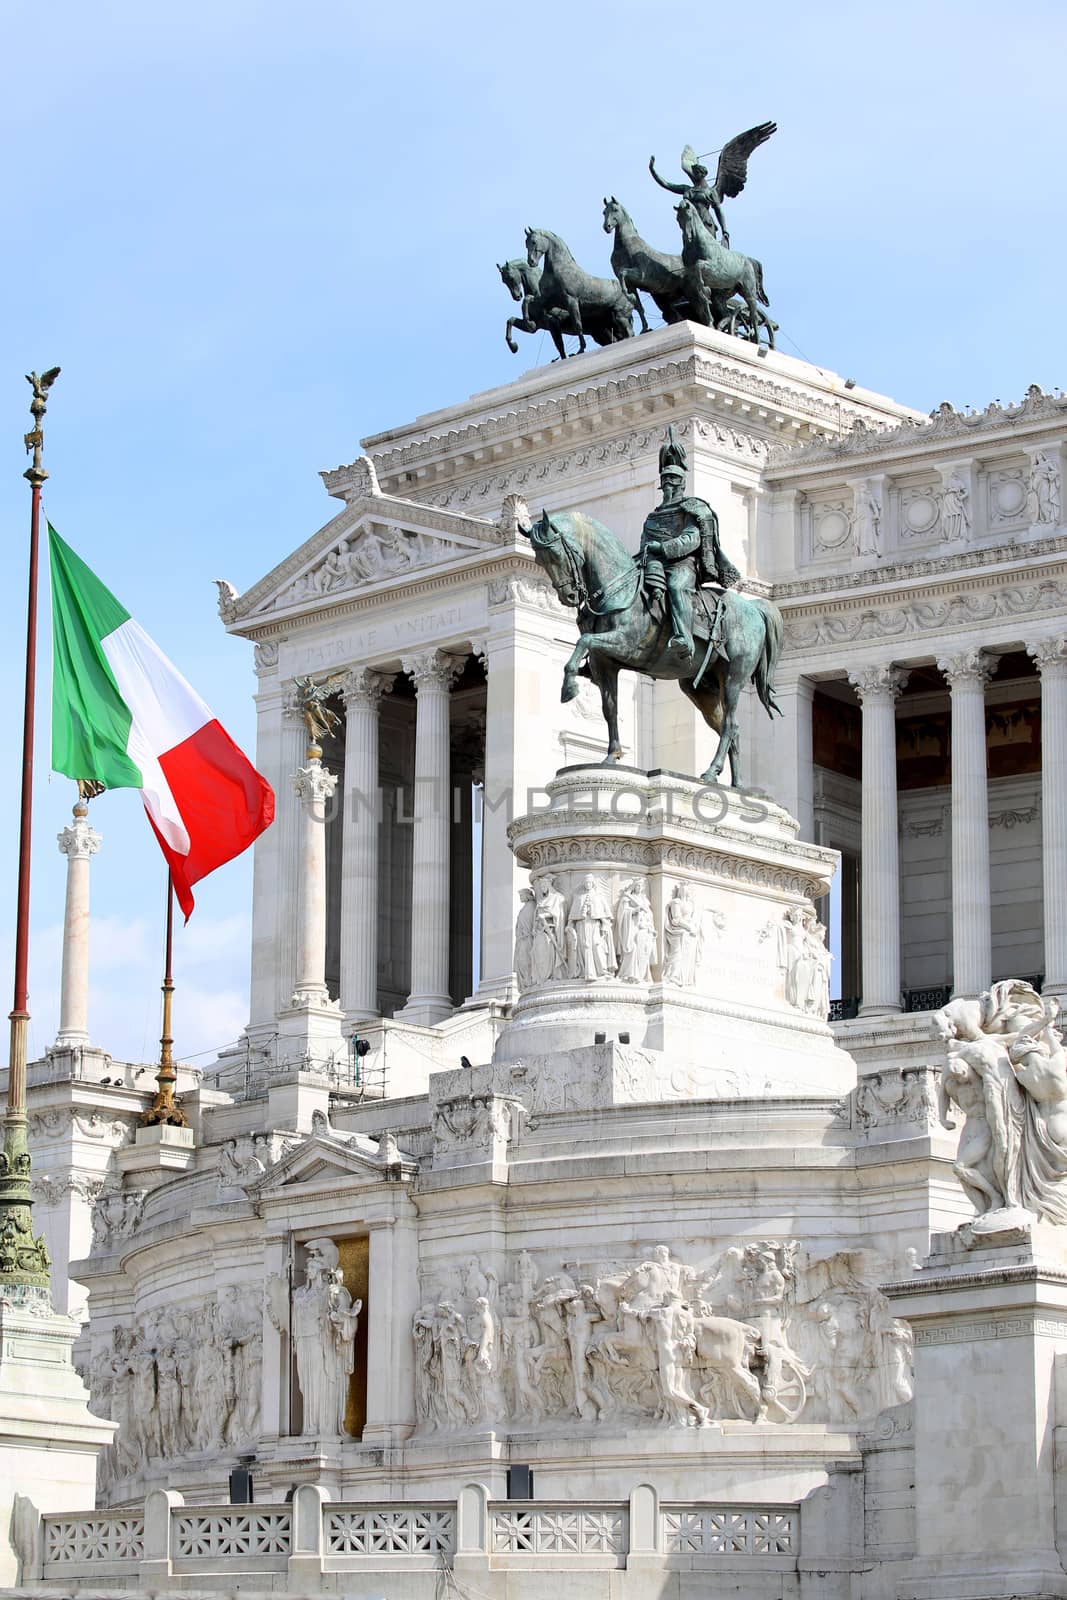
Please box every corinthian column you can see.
[849,663,908,1015]
[55,802,101,1047]
[398,650,462,1026]
[292,756,339,1008]
[1028,636,1067,999]
[938,648,993,998]
[340,669,393,1023]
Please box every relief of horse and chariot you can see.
[498,123,779,359]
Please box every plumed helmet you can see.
[658,425,688,480]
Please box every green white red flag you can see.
[48,524,274,916]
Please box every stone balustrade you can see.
[33,1485,800,1587]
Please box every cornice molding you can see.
[366,352,914,493]
[772,530,1067,604]
[766,385,1067,475]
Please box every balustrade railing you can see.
[37,1486,800,1583]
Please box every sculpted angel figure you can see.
[649,122,777,248]
[292,676,342,748]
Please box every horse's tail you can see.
[750,598,783,718]
[752,258,770,308]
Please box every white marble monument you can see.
[11,323,1067,1600]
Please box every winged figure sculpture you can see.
[649,121,777,248]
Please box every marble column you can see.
[766,675,814,837]
[273,690,313,1019]
[398,650,462,1026]
[849,664,908,1015]
[938,648,993,998]
[1028,636,1067,999]
[340,669,393,1023]
[54,803,101,1048]
[291,756,339,1008]
[476,608,564,1007]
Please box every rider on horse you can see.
[639,427,740,661]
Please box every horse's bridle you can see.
[539,515,641,617]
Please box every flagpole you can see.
[141,873,187,1127]
[0,370,60,1293]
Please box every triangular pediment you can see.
[227,458,511,625]
[250,1132,416,1198]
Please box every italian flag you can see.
[49,525,274,917]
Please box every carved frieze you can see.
[412,1239,912,1434]
[90,1285,263,1501]
[787,573,1067,654]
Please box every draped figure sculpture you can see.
[293,1237,363,1436]
[935,981,1067,1226]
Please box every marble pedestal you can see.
[884,1220,1067,1598]
[497,765,854,1098]
[0,1289,115,1586]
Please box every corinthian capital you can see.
[847,664,909,703]
[1027,636,1067,675]
[57,815,102,860]
[937,648,993,688]
[293,762,338,806]
[341,667,395,709]
[402,650,464,692]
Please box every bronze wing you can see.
[714,121,777,199]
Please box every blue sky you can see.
[1,0,1063,1063]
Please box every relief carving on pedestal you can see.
[412,1239,911,1434]
[765,906,831,1019]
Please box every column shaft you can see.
[849,664,907,1015]
[1029,638,1067,997]
[274,696,311,1017]
[939,649,992,998]
[340,671,392,1022]
[769,676,815,836]
[399,652,460,1025]
[477,613,565,1006]
[55,805,101,1047]
[292,759,338,1005]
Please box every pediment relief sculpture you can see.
[270,520,490,611]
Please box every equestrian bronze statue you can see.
[521,429,783,786]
